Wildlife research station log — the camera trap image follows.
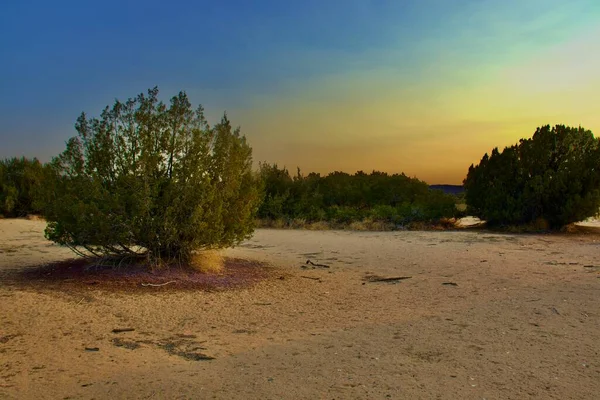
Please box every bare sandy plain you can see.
[1,218,599,399]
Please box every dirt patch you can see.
[3,257,275,293]
[3,219,600,399]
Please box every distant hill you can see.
[429,184,464,195]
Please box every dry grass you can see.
[502,218,551,233]
[289,218,307,229]
[348,220,369,231]
[306,221,331,230]
[256,218,463,232]
[189,250,224,274]
[347,218,394,231]
[270,218,288,229]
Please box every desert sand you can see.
[1,218,599,399]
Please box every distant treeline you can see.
[0,157,52,217]
[0,157,462,227]
[257,164,461,227]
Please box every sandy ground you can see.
[1,219,600,400]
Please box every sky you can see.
[1,0,599,184]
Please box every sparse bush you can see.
[44,87,262,265]
[464,125,600,228]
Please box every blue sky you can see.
[2,0,600,183]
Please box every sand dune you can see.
[1,219,599,399]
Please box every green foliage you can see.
[44,87,262,264]
[257,165,458,226]
[464,124,600,228]
[0,157,48,217]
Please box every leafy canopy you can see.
[44,87,262,264]
[464,125,600,228]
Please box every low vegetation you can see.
[257,165,461,229]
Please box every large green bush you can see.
[44,87,262,264]
[464,125,600,228]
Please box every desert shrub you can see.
[44,87,262,265]
[464,125,600,228]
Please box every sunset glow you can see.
[2,0,599,183]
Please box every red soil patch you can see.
[5,257,275,293]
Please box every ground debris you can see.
[0,334,20,344]
[300,275,321,281]
[304,259,330,268]
[112,328,135,333]
[157,340,215,361]
[363,274,412,283]
[112,338,141,350]
[141,280,176,287]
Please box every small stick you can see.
[306,260,330,268]
[77,298,85,305]
[112,328,135,333]
[141,281,176,287]
[300,275,321,281]
[365,276,412,283]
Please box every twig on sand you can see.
[141,280,176,287]
[364,275,412,283]
[300,275,321,281]
[112,328,135,333]
[304,260,330,269]
[442,282,458,286]
[76,298,85,305]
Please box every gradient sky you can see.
[2,0,599,184]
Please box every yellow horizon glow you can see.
[230,23,600,184]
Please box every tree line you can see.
[0,157,461,227]
[257,165,459,226]
[2,87,599,268]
